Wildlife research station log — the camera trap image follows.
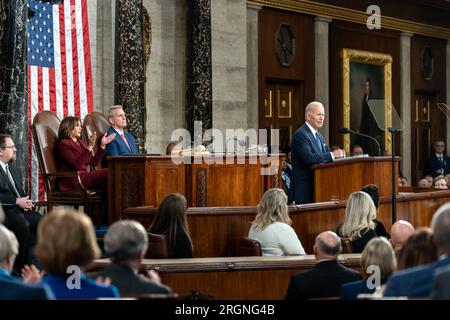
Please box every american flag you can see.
[27,0,94,201]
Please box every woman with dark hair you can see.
[56,116,115,192]
[149,193,193,258]
[397,227,438,270]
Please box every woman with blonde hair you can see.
[337,191,377,253]
[341,237,396,299]
[33,208,119,299]
[248,188,305,256]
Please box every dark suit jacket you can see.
[291,123,332,204]
[285,260,361,300]
[56,138,105,192]
[0,269,54,300]
[105,127,138,156]
[92,264,171,296]
[424,154,450,178]
[430,265,450,299]
[0,164,26,215]
[384,256,450,298]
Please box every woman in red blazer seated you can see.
[56,116,115,192]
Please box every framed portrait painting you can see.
[342,48,393,156]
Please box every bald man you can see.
[390,220,415,254]
[291,102,346,204]
[285,231,360,300]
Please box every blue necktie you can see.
[315,133,322,152]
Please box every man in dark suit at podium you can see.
[105,105,138,156]
[291,102,345,204]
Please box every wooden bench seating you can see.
[123,190,450,257]
[92,254,361,300]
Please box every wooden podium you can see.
[108,154,283,223]
[312,156,399,202]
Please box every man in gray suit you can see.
[92,220,171,296]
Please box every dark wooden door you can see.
[261,81,302,151]
[411,93,436,184]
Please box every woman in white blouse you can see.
[248,188,306,256]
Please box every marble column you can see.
[314,16,331,144]
[247,3,261,131]
[186,0,212,139]
[115,0,146,152]
[447,40,450,156]
[400,32,413,183]
[0,0,28,190]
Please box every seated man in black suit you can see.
[0,134,41,275]
[0,225,53,300]
[91,220,172,296]
[285,231,361,300]
[423,140,450,180]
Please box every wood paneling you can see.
[124,190,450,257]
[92,255,361,300]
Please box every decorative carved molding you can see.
[121,167,143,208]
[142,5,152,72]
[247,0,450,39]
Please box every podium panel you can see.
[312,156,399,202]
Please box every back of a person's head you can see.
[361,184,379,209]
[314,231,342,259]
[0,225,19,268]
[390,220,415,253]
[105,220,148,264]
[341,191,376,240]
[361,237,396,280]
[396,227,437,270]
[253,188,290,230]
[35,208,100,275]
[431,203,450,254]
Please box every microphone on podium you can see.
[339,127,381,156]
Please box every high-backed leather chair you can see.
[237,237,262,256]
[145,233,170,259]
[31,111,105,220]
[82,112,111,169]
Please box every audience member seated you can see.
[384,203,450,298]
[149,193,193,258]
[340,237,396,300]
[418,177,433,188]
[396,227,437,271]
[56,117,115,193]
[390,220,415,257]
[166,141,181,156]
[336,191,377,253]
[398,168,410,187]
[430,265,450,299]
[423,139,450,180]
[361,184,390,238]
[433,175,448,189]
[32,208,119,299]
[0,225,53,300]
[281,146,293,203]
[105,105,138,156]
[91,220,171,296]
[351,145,364,156]
[285,231,360,300]
[248,188,305,256]
[0,134,41,275]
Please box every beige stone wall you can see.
[143,0,186,154]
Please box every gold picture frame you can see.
[342,48,393,155]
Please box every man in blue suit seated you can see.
[0,224,53,300]
[384,202,450,298]
[423,140,450,180]
[291,102,346,204]
[105,105,138,156]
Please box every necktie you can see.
[315,133,323,152]
[121,133,131,151]
[5,165,20,197]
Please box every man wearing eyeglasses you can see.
[0,134,41,275]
